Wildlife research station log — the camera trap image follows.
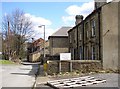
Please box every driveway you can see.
[0,63,39,88]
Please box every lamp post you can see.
[38,25,45,58]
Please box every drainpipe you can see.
[82,23,84,60]
[77,26,79,60]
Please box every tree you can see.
[2,9,34,60]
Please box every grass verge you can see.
[0,60,15,64]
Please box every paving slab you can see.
[1,64,39,88]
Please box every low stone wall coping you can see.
[47,60,101,63]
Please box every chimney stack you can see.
[94,0,107,9]
[75,15,84,25]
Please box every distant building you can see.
[27,38,45,62]
[68,0,120,70]
[48,27,72,59]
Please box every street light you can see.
[38,25,45,58]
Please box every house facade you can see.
[68,8,101,60]
[68,0,120,70]
[48,27,72,59]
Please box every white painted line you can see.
[47,76,106,88]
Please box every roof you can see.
[32,38,44,46]
[51,27,72,37]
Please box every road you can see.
[35,73,119,89]
[0,63,39,88]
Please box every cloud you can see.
[24,13,54,40]
[66,1,94,17]
[62,1,94,25]
[62,16,75,25]
[25,13,52,26]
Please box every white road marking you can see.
[47,76,106,88]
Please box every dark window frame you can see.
[85,22,89,40]
[91,19,96,37]
[91,45,96,60]
[79,46,83,60]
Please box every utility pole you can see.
[38,25,46,58]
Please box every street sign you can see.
[60,53,71,60]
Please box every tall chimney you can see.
[8,21,10,36]
[75,15,84,25]
[94,0,107,9]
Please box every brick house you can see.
[68,0,120,70]
[27,38,46,62]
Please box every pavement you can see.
[35,66,120,89]
[0,62,40,89]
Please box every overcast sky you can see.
[1,0,112,40]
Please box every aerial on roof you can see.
[51,27,72,37]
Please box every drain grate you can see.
[47,76,106,88]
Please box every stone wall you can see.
[47,60,102,75]
[29,51,41,62]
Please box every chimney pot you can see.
[94,0,107,9]
[75,15,84,25]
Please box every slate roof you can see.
[51,27,72,37]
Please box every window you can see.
[85,22,89,39]
[69,34,72,43]
[73,48,75,60]
[91,20,96,37]
[79,27,82,41]
[74,30,77,42]
[80,46,82,60]
[91,45,95,60]
[87,30,89,38]
[85,46,89,60]
[80,33,82,40]
[71,48,75,60]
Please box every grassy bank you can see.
[0,60,15,64]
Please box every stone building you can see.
[68,15,84,60]
[48,27,72,59]
[68,0,120,70]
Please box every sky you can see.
[1,0,112,40]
